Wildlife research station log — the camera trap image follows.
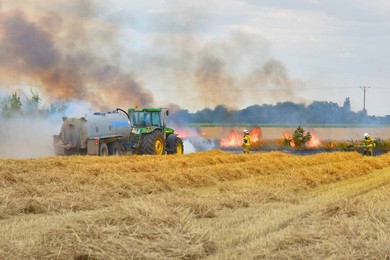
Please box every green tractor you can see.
[118,107,184,155]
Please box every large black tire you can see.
[99,143,109,156]
[140,130,165,155]
[175,137,184,154]
[167,135,184,155]
[108,142,122,156]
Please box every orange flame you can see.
[174,128,207,139]
[174,128,190,138]
[220,128,262,147]
[283,131,295,147]
[307,133,321,148]
[283,131,321,148]
[250,128,261,144]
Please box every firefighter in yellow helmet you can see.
[363,133,376,156]
[242,129,251,154]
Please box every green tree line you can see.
[170,98,390,126]
[0,90,62,118]
[3,92,390,126]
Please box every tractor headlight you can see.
[131,128,140,134]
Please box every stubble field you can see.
[1,150,390,259]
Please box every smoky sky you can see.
[0,2,154,109]
[0,1,303,112]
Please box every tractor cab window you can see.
[131,111,161,127]
[151,112,161,126]
[132,112,151,127]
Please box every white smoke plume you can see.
[0,116,59,158]
[174,126,216,153]
[0,98,95,158]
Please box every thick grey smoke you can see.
[136,29,305,109]
[193,31,305,108]
[0,2,154,109]
[0,1,304,111]
[246,59,299,101]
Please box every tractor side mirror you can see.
[166,110,169,116]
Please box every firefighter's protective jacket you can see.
[363,137,376,148]
[243,134,251,147]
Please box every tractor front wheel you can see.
[174,137,184,154]
[167,135,184,155]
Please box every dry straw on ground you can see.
[1,150,389,259]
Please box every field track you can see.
[0,150,389,259]
[198,168,390,259]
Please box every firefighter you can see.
[242,129,251,154]
[363,132,376,156]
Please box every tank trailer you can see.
[53,107,184,156]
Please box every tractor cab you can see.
[129,107,165,129]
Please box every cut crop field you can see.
[1,150,390,259]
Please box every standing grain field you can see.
[0,150,389,259]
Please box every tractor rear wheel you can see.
[140,130,165,155]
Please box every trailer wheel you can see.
[109,142,122,156]
[99,143,109,156]
[140,130,165,155]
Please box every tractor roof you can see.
[128,107,163,112]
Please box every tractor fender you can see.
[166,134,177,153]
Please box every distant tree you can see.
[307,101,341,124]
[292,126,312,147]
[170,108,191,124]
[240,105,262,123]
[181,97,390,125]
[23,89,41,114]
[30,89,41,104]
[1,92,22,117]
[193,107,213,123]
[274,102,306,124]
[343,97,351,112]
[10,93,22,112]
[213,105,233,124]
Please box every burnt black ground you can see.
[220,147,388,156]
